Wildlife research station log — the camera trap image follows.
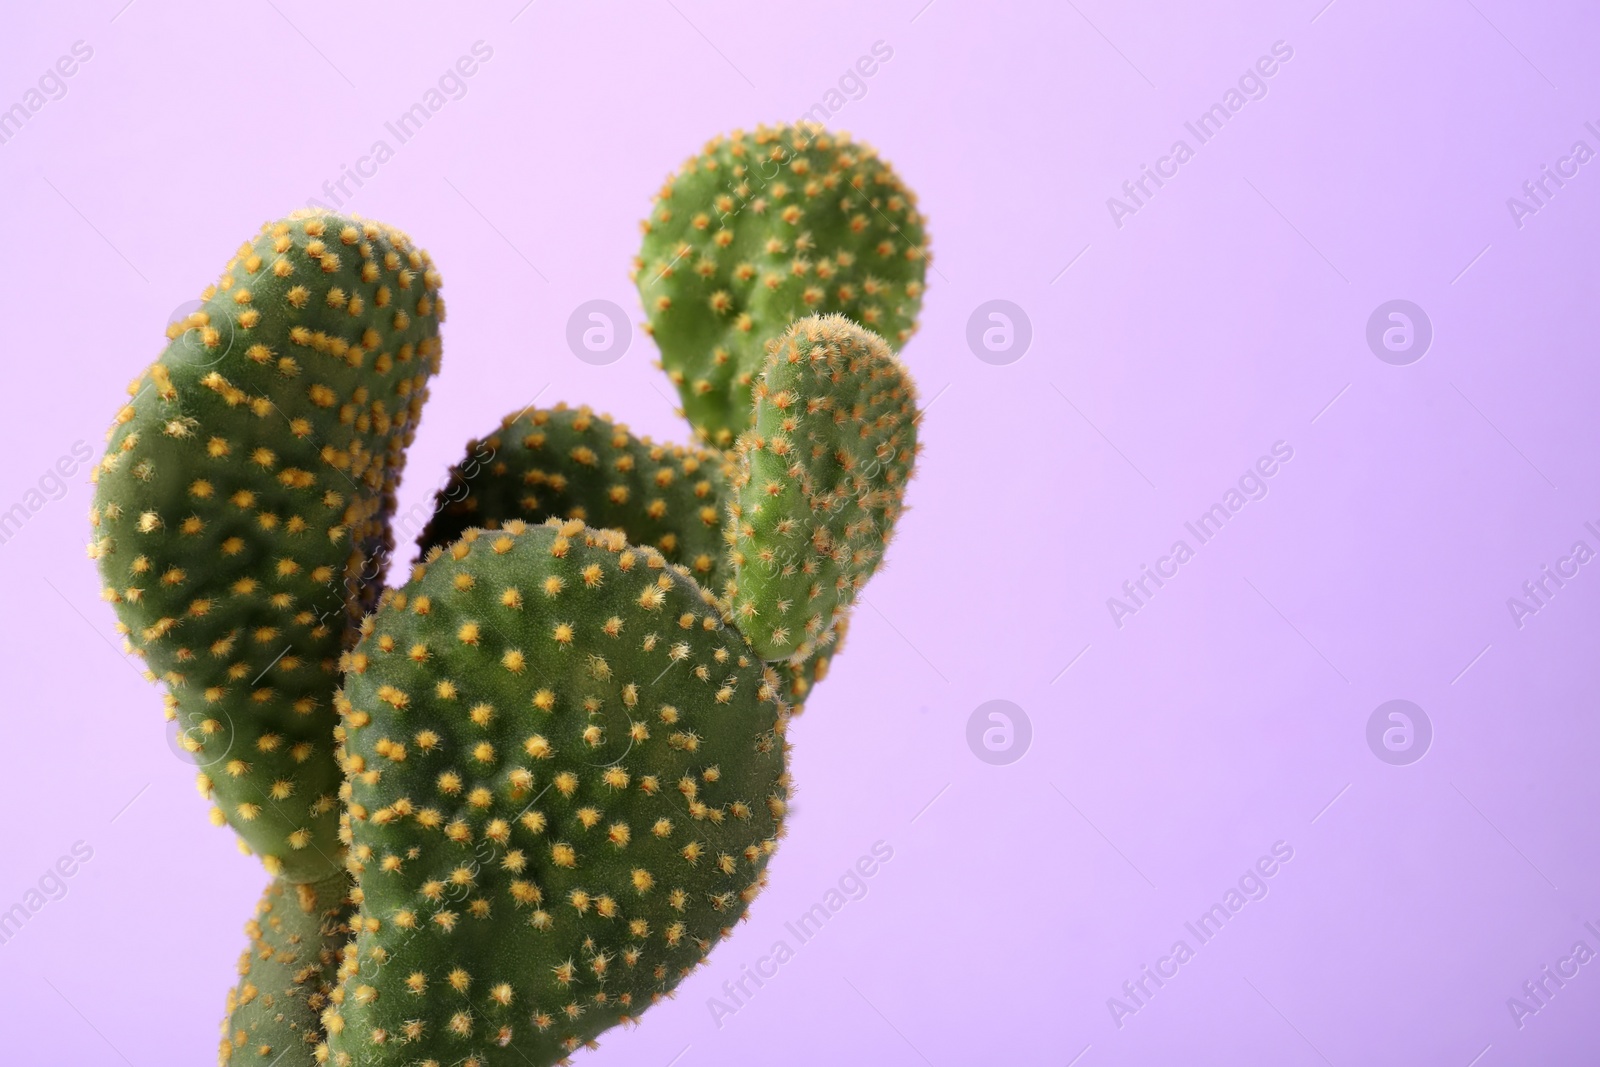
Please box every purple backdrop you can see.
[3,1,1598,1063]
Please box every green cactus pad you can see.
[727,314,918,662]
[419,404,732,588]
[328,520,789,1065]
[89,210,444,881]
[417,406,850,714]
[635,123,929,447]
[776,616,846,712]
[219,873,354,1066]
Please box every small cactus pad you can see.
[779,616,846,714]
[635,123,929,447]
[419,404,732,588]
[329,520,789,1065]
[89,210,444,881]
[219,873,355,1066]
[418,409,851,714]
[727,315,918,662]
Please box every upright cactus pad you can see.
[89,210,444,881]
[420,404,732,586]
[635,123,929,447]
[220,873,354,1066]
[727,314,918,662]
[329,520,789,1065]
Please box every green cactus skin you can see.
[85,125,927,1063]
[219,873,354,1067]
[419,404,732,587]
[726,314,918,662]
[779,616,845,712]
[634,123,929,448]
[415,402,854,713]
[326,520,789,1066]
[88,210,444,882]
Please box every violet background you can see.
[2,1,1598,1063]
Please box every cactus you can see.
[219,873,354,1065]
[635,122,930,447]
[325,521,789,1063]
[724,314,917,662]
[409,322,914,703]
[89,209,444,882]
[87,122,924,1067]
[420,404,733,586]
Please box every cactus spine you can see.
[220,873,353,1064]
[726,313,917,662]
[327,521,788,1062]
[87,121,924,1067]
[90,210,444,882]
[635,123,929,447]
